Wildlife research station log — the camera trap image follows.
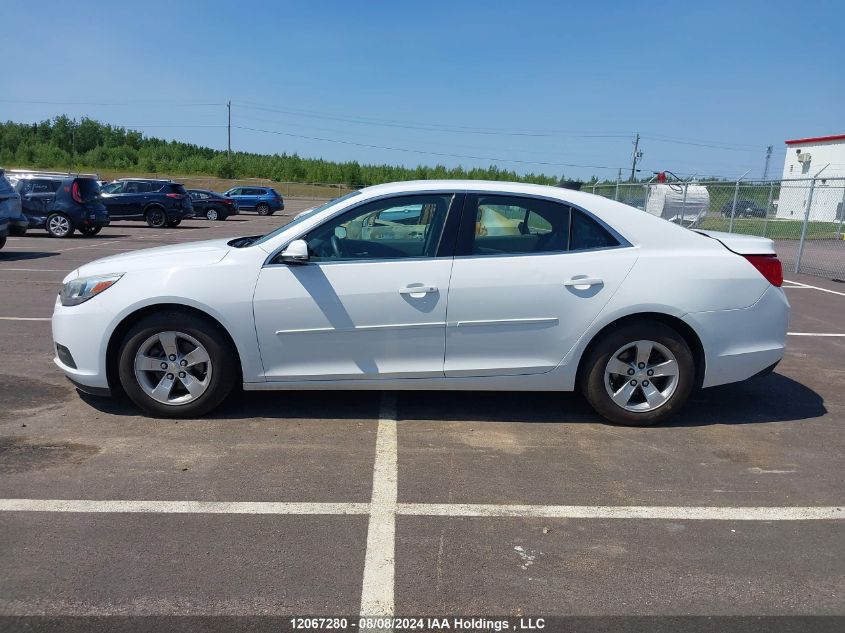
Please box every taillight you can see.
[166,193,185,199]
[71,181,83,204]
[743,254,783,287]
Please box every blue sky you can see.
[1,0,842,181]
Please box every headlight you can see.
[60,273,123,307]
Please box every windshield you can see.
[247,191,361,247]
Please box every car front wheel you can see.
[117,311,237,418]
[579,321,695,426]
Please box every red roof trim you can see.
[785,134,845,145]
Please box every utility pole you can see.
[762,145,773,181]
[227,100,231,160]
[630,133,642,181]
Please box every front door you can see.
[253,193,459,381]
[444,193,637,377]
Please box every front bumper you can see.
[52,295,112,391]
[684,284,790,388]
[9,216,28,235]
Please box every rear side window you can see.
[24,179,61,194]
[468,195,570,255]
[270,188,281,197]
[124,181,153,193]
[570,209,619,251]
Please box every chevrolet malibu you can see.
[52,180,788,425]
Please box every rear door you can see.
[20,179,59,217]
[253,193,460,381]
[444,194,637,377]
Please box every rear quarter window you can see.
[570,209,620,251]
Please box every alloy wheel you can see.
[207,209,218,221]
[604,339,679,412]
[48,215,71,237]
[134,331,212,405]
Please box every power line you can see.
[232,124,632,171]
[234,101,632,139]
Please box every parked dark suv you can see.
[0,169,28,237]
[101,179,194,228]
[7,171,109,238]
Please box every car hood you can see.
[67,238,232,281]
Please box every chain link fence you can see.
[587,177,845,280]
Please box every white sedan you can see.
[52,180,788,425]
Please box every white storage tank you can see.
[644,183,710,225]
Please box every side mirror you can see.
[280,239,309,265]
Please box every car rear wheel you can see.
[79,225,102,237]
[145,207,167,228]
[117,311,237,418]
[206,208,219,221]
[46,213,74,238]
[579,321,695,426]
[256,203,270,216]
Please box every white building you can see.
[776,134,845,222]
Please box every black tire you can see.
[79,225,102,237]
[256,203,270,216]
[167,219,181,227]
[578,321,695,426]
[205,208,225,221]
[0,234,6,250]
[46,213,75,238]
[117,310,238,418]
[145,207,167,228]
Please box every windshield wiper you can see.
[228,235,263,248]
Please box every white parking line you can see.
[0,317,51,321]
[2,499,842,521]
[359,393,398,618]
[0,499,369,514]
[787,332,845,337]
[783,279,845,297]
[398,504,845,521]
[0,268,71,272]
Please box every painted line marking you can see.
[397,504,845,521]
[0,499,841,521]
[359,392,397,619]
[0,268,71,272]
[783,279,845,298]
[787,332,845,337]
[0,317,51,322]
[0,499,370,514]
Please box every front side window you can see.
[302,194,452,262]
[470,195,570,255]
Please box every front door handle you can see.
[399,284,438,296]
[564,276,604,289]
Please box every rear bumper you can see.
[684,285,790,388]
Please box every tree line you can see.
[0,116,562,187]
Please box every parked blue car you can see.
[222,186,284,215]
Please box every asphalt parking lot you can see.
[0,202,844,629]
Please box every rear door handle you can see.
[564,276,604,288]
[399,284,438,296]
